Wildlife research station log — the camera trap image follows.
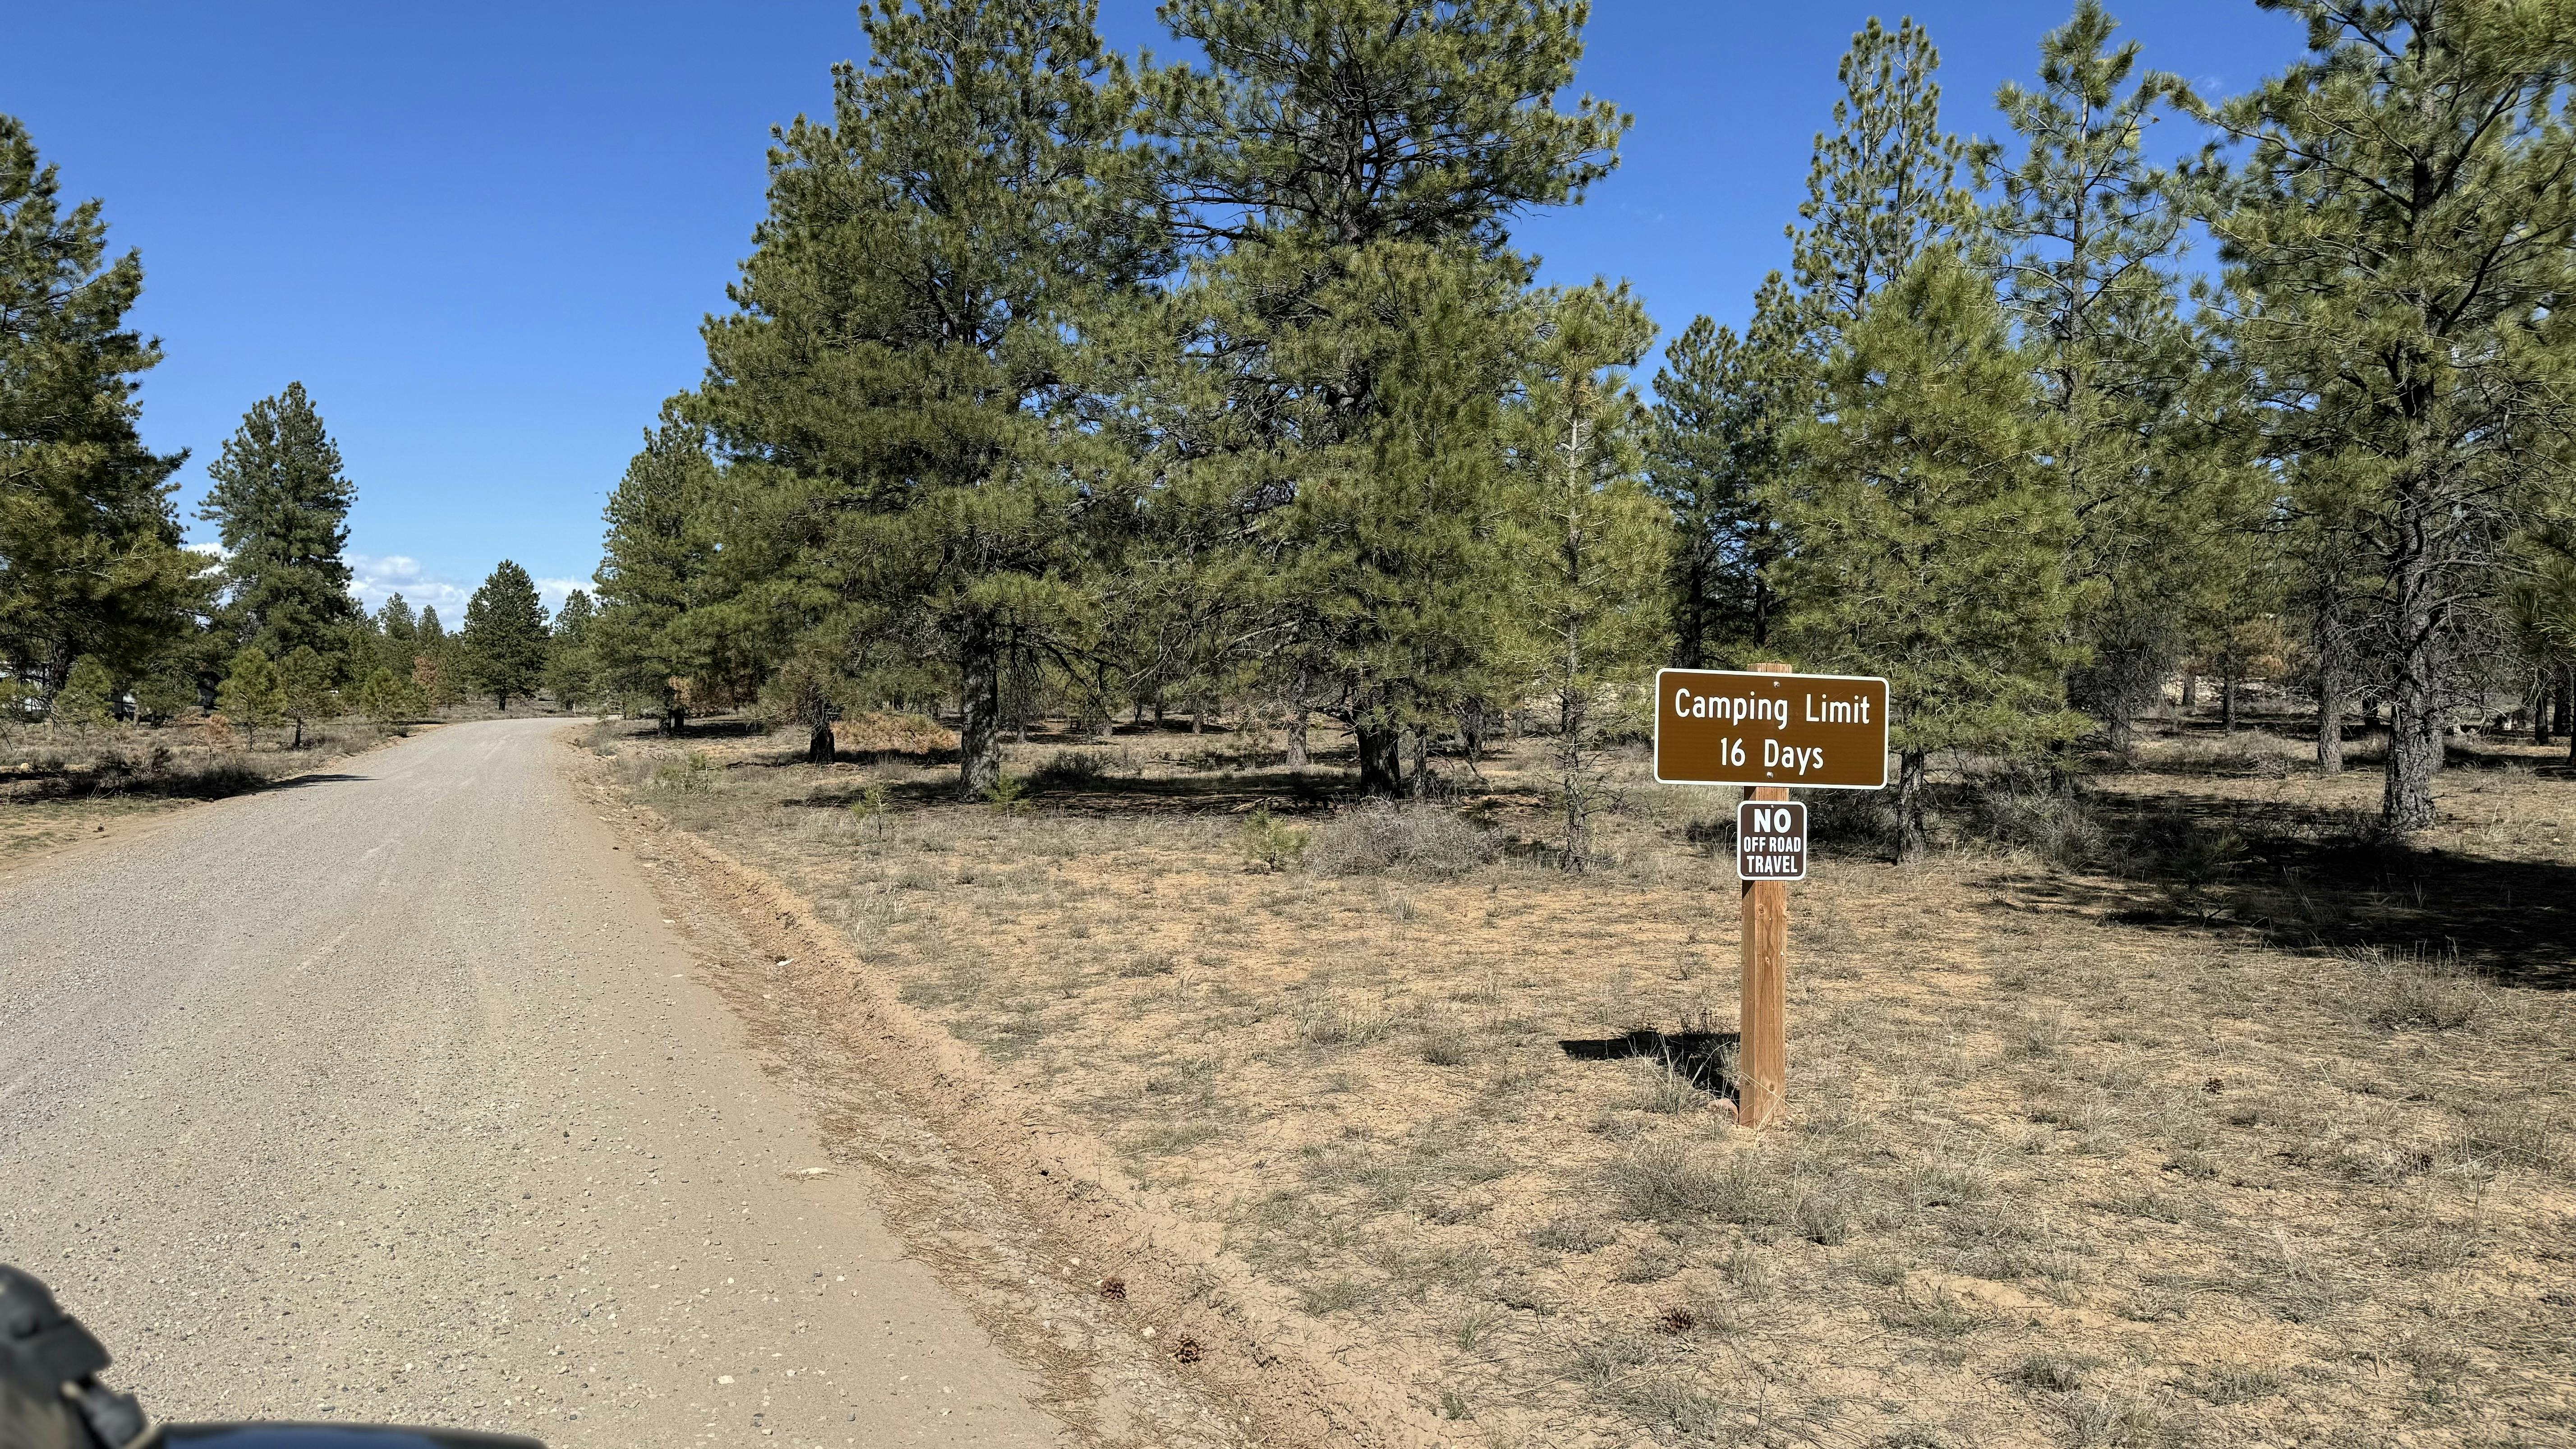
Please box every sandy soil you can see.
[592,711,2576,1449]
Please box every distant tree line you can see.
[0,114,587,740]
[575,0,2575,848]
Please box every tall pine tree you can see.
[1649,273,1803,666]
[462,561,548,711]
[592,415,732,731]
[2198,0,2576,831]
[1789,18,1975,341]
[0,114,197,695]
[1768,249,2084,860]
[690,0,1163,795]
[199,382,359,665]
[1505,281,1669,869]
[1984,2,2266,751]
[1145,0,1626,791]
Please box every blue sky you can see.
[12,2,2305,617]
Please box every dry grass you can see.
[598,711,2576,1448]
[0,715,403,864]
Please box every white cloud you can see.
[345,556,598,620]
[348,554,470,615]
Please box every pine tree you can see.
[1504,281,1670,869]
[216,647,287,746]
[354,665,425,727]
[546,588,598,712]
[1649,273,1803,666]
[462,561,548,710]
[1984,2,2264,753]
[0,115,197,694]
[50,655,115,730]
[378,593,416,644]
[1768,248,2084,860]
[411,606,458,710]
[592,415,730,731]
[199,382,359,662]
[1145,0,1626,792]
[131,663,195,724]
[1789,18,1975,339]
[278,644,340,748]
[2197,0,2576,832]
[685,0,1163,796]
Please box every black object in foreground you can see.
[1,1265,542,1449]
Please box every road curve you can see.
[0,718,1067,1447]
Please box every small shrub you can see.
[846,781,893,838]
[1116,950,1180,979]
[1607,1143,1771,1224]
[1030,750,1105,787]
[1419,1021,1474,1067]
[653,751,718,792]
[1238,807,1308,872]
[1294,997,1390,1047]
[1681,814,1734,853]
[2343,945,2486,1030]
[1972,779,2103,866]
[2189,1365,2282,1405]
[1632,1060,1707,1115]
[1527,1214,1618,1254]
[1878,1285,1981,1340]
[1788,1181,1856,1245]
[1806,787,1897,856]
[2005,1352,2097,1393]
[1719,1244,1774,1298]
[1296,1276,1372,1315]
[2056,1392,2161,1447]
[981,774,1031,815]
[1615,1241,1685,1283]
[1307,801,1495,878]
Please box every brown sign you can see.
[1737,800,1809,882]
[1653,667,1889,789]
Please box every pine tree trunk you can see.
[1895,749,1929,865]
[2380,477,2447,832]
[957,625,1003,799]
[1673,550,1711,671]
[1285,708,1309,769]
[2221,659,2239,733]
[2316,651,2345,776]
[2535,668,2557,746]
[1355,720,1402,795]
[2180,672,2197,713]
[291,716,305,750]
[2561,666,2574,763]
[1406,729,1429,798]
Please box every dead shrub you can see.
[1307,801,1495,878]
[1607,1142,1771,1224]
[1293,996,1390,1047]
[1527,1213,1618,1254]
[2341,946,2487,1031]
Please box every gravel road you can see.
[0,718,1069,1447]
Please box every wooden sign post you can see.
[1653,662,1888,1128]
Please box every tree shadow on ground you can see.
[1985,789,2576,990]
[782,763,1356,817]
